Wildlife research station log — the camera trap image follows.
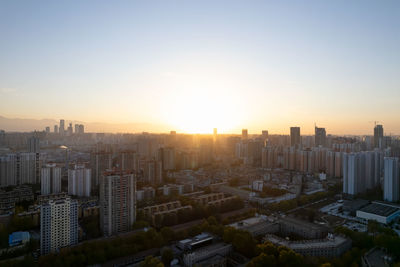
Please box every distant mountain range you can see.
[0,116,171,133]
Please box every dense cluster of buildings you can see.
[0,122,399,262]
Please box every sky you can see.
[0,0,399,135]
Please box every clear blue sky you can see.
[1,0,399,134]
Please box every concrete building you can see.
[136,187,155,201]
[141,201,192,224]
[343,153,365,195]
[1,153,40,187]
[264,233,351,258]
[178,233,233,266]
[383,157,399,202]
[59,119,65,135]
[193,193,237,206]
[364,151,376,190]
[143,159,163,184]
[229,216,279,236]
[41,163,62,195]
[315,126,326,147]
[374,124,384,149]
[356,202,400,224]
[158,147,175,171]
[99,170,136,236]
[362,247,393,267]
[28,136,40,153]
[119,151,138,171]
[90,151,112,187]
[242,129,248,140]
[290,127,301,148]
[40,198,78,255]
[280,217,328,239]
[68,164,91,197]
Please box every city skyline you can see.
[1,1,400,134]
[0,115,399,136]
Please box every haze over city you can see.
[1,1,400,267]
[1,1,400,134]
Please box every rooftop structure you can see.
[229,216,279,236]
[182,242,232,267]
[178,233,214,251]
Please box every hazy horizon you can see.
[1,1,400,134]
[0,115,398,136]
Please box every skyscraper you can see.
[54,125,58,134]
[68,164,91,197]
[290,127,301,147]
[40,198,78,255]
[242,129,248,140]
[28,136,40,153]
[78,124,84,134]
[59,119,65,135]
[315,126,326,147]
[41,163,62,195]
[90,151,112,187]
[67,123,73,136]
[383,157,399,202]
[99,170,136,236]
[158,147,175,171]
[343,153,365,195]
[374,124,384,149]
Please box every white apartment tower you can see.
[41,163,62,195]
[99,170,136,236]
[343,153,365,195]
[40,198,78,255]
[383,157,400,202]
[68,164,91,197]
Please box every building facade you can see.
[99,170,136,236]
[40,198,78,255]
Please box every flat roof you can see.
[358,203,400,217]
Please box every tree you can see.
[140,256,164,267]
[160,227,174,242]
[133,220,150,230]
[161,247,174,266]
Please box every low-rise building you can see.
[182,242,232,267]
[356,201,400,224]
[0,186,34,214]
[280,216,329,239]
[362,247,393,267]
[9,231,30,247]
[229,216,279,236]
[264,233,351,258]
[136,187,155,201]
[141,201,192,224]
[193,193,237,206]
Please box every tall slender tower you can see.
[41,163,62,195]
[99,170,136,236]
[314,126,326,147]
[374,124,384,149]
[59,119,65,135]
[383,157,399,202]
[290,127,301,148]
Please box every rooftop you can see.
[358,203,400,217]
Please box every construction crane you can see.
[368,121,381,126]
